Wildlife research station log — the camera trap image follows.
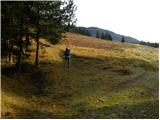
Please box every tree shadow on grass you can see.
[1,58,75,100]
[1,62,56,97]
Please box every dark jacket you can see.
[64,49,70,58]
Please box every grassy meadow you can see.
[1,33,159,118]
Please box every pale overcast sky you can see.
[74,0,160,43]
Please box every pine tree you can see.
[105,32,108,40]
[1,2,19,63]
[108,34,112,41]
[121,36,125,43]
[101,32,105,39]
[104,32,112,41]
[31,1,77,66]
[1,1,77,71]
[86,30,90,36]
[96,30,99,38]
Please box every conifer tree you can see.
[96,30,100,38]
[121,36,125,43]
[101,32,105,39]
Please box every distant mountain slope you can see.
[78,26,140,43]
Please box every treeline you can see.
[1,1,76,72]
[96,31,112,41]
[70,27,113,41]
[70,27,91,36]
[139,41,159,48]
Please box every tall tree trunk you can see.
[26,27,30,52]
[35,4,39,66]
[9,40,13,64]
[17,21,23,72]
[35,30,39,66]
[5,33,9,63]
[6,39,9,63]
[26,24,29,44]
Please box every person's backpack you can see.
[66,49,70,57]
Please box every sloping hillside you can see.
[79,27,140,43]
[1,32,159,118]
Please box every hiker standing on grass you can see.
[64,48,71,68]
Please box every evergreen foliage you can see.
[70,27,91,36]
[139,41,159,48]
[1,0,77,72]
[121,36,125,43]
[101,32,105,39]
[96,30,100,38]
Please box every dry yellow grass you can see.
[1,32,159,118]
[60,32,135,51]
